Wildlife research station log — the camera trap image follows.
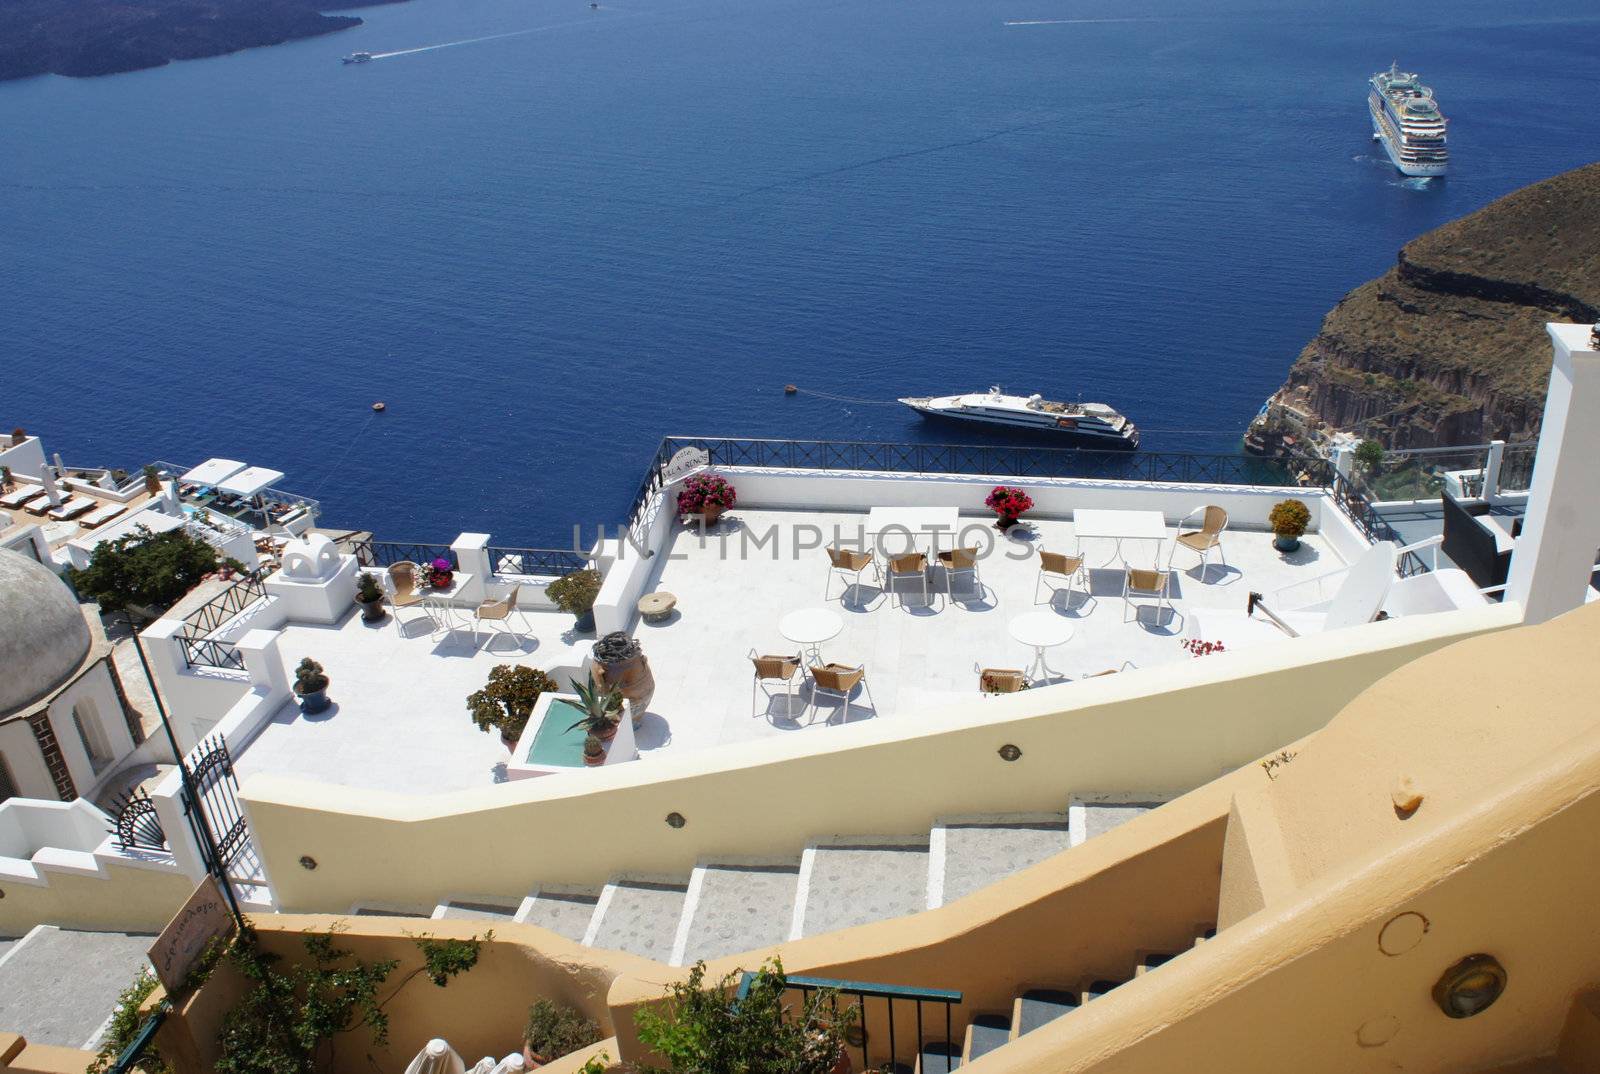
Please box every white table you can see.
[867,506,962,559]
[1008,611,1075,683]
[422,572,475,632]
[779,607,844,666]
[1073,508,1168,566]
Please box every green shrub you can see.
[1269,499,1312,539]
[545,569,602,615]
[467,665,559,741]
[68,525,220,614]
[523,998,602,1062]
[87,969,170,1074]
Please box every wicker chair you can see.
[750,650,805,717]
[1123,566,1172,624]
[1036,550,1088,605]
[387,561,432,630]
[825,546,882,602]
[886,551,929,608]
[808,662,875,720]
[978,667,1028,694]
[936,546,982,599]
[1168,506,1228,581]
[473,584,527,648]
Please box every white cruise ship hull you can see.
[900,400,1138,450]
[1372,115,1447,177]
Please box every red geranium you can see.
[985,485,1034,522]
[677,473,737,516]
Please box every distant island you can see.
[0,0,407,82]
[1256,161,1600,451]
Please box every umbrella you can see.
[489,1055,526,1074]
[468,1060,498,1074]
[217,466,285,498]
[403,1039,466,1074]
[181,458,246,486]
[40,467,62,507]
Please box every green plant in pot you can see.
[1269,498,1311,553]
[354,572,387,623]
[523,999,602,1067]
[546,568,602,633]
[293,658,331,714]
[567,672,623,742]
[142,463,163,497]
[582,733,606,767]
[468,665,559,750]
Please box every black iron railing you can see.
[485,546,590,576]
[183,570,268,637]
[735,971,963,1074]
[1331,472,1430,578]
[179,636,248,672]
[346,539,459,569]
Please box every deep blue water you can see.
[2,0,1594,545]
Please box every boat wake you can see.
[368,14,630,59]
[1003,17,1152,26]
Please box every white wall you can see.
[46,664,138,800]
[0,721,59,801]
[0,436,47,481]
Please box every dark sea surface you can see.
[3,0,1594,545]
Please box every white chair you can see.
[749,650,805,718]
[807,662,875,722]
[0,485,41,509]
[1122,566,1172,624]
[1168,506,1228,581]
[885,551,930,608]
[824,546,882,603]
[1191,541,1398,648]
[936,546,982,599]
[1035,550,1088,606]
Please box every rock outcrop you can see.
[1265,162,1600,449]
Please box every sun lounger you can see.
[48,496,97,521]
[77,502,126,528]
[0,486,42,509]
[22,494,55,514]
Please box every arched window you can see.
[71,697,114,775]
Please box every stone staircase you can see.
[425,797,1166,967]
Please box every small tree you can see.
[635,959,857,1074]
[467,665,558,741]
[68,525,220,614]
[1354,439,1385,473]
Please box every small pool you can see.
[525,698,589,767]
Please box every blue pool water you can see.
[1,0,1594,546]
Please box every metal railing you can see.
[735,971,963,1074]
[346,539,459,569]
[1331,472,1430,578]
[179,636,247,672]
[485,546,590,577]
[175,570,268,671]
[1497,443,1537,493]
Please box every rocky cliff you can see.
[1266,162,1600,449]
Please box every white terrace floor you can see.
[233,508,1346,795]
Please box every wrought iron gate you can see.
[186,736,251,874]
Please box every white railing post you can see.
[1483,439,1505,504]
[1505,325,1600,624]
[1331,443,1354,481]
[451,533,491,605]
[236,629,289,701]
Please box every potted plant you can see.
[567,672,622,742]
[592,631,653,725]
[427,556,454,589]
[523,999,602,1067]
[293,658,331,714]
[1269,498,1311,553]
[141,463,162,498]
[354,572,387,623]
[0,465,10,490]
[985,485,1035,531]
[467,665,559,750]
[546,568,602,633]
[676,472,737,525]
[582,734,606,767]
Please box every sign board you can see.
[660,446,710,485]
[148,876,237,992]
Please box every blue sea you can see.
[2,0,1594,546]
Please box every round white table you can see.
[779,608,844,666]
[1008,611,1075,684]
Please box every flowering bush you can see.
[1180,638,1226,658]
[677,473,737,516]
[985,485,1034,523]
[428,556,454,588]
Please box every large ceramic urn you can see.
[593,631,655,724]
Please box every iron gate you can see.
[186,736,251,874]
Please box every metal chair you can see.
[387,561,433,631]
[749,650,805,718]
[1122,566,1172,624]
[936,546,982,599]
[885,551,929,608]
[1168,505,1228,581]
[473,584,529,648]
[808,662,875,721]
[824,546,882,603]
[1035,550,1088,605]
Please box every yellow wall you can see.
[242,605,1517,914]
[0,861,195,936]
[0,1035,92,1074]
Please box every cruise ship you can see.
[1369,63,1448,176]
[899,387,1139,448]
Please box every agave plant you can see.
[566,671,623,736]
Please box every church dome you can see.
[0,548,92,715]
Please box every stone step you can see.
[961,1014,1011,1064]
[914,1041,962,1074]
[586,878,690,962]
[793,837,931,939]
[929,814,1072,908]
[672,861,801,966]
[1067,797,1167,848]
[516,886,601,943]
[432,897,519,922]
[1010,988,1080,1038]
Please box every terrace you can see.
[144,435,1496,800]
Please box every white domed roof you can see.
[0,548,92,714]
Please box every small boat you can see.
[341,52,374,65]
[899,387,1139,449]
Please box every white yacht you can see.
[341,51,374,65]
[1369,63,1448,177]
[899,388,1139,449]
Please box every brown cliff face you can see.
[1270,162,1600,449]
